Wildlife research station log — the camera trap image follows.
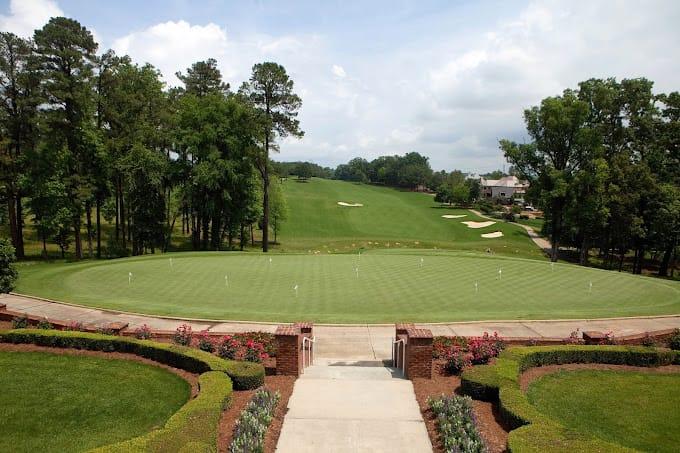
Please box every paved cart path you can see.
[2,293,679,362]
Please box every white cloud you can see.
[0,0,63,38]
[100,1,680,172]
[332,64,346,78]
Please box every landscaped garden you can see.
[0,351,190,453]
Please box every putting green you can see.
[15,251,680,323]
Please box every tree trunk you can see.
[96,199,102,259]
[579,236,589,266]
[251,224,254,246]
[240,224,245,251]
[73,216,82,260]
[85,202,93,258]
[41,231,47,259]
[15,194,24,258]
[261,135,270,252]
[7,196,19,257]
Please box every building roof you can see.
[480,175,528,188]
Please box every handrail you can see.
[392,338,406,375]
[301,336,316,372]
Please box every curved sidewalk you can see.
[2,293,679,361]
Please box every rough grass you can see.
[279,178,544,258]
[527,370,680,453]
[0,351,190,453]
[15,250,680,323]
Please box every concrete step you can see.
[301,364,404,380]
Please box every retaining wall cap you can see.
[294,322,313,329]
[407,328,433,339]
[275,325,301,336]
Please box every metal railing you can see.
[301,336,316,372]
[392,337,406,375]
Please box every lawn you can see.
[0,351,190,453]
[14,250,680,323]
[279,178,544,259]
[527,370,680,453]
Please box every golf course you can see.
[13,178,680,323]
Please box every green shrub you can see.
[36,318,54,330]
[669,329,680,351]
[0,238,18,293]
[427,394,486,452]
[229,388,280,453]
[92,371,232,453]
[0,329,264,390]
[11,315,29,329]
[460,345,677,452]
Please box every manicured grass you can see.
[527,370,680,453]
[15,250,680,323]
[0,351,190,453]
[279,178,544,259]
[516,217,544,232]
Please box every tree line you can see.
[502,78,679,276]
[0,17,302,259]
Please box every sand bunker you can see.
[481,231,504,238]
[337,202,363,207]
[441,214,467,219]
[462,221,496,229]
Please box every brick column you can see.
[275,325,302,376]
[405,328,433,379]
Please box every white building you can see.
[480,175,529,200]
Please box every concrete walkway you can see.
[276,363,432,453]
[2,293,679,362]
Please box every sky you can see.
[1,0,679,172]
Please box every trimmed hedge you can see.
[460,345,679,452]
[91,371,231,453]
[0,329,264,390]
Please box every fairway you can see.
[279,178,544,258]
[15,251,680,323]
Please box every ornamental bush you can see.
[134,324,152,340]
[197,330,215,353]
[36,318,53,330]
[173,324,193,346]
[669,329,680,351]
[0,238,18,293]
[438,332,505,374]
[11,315,28,329]
[218,335,240,360]
[230,388,280,453]
[427,394,487,453]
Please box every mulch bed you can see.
[218,375,296,453]
[0,343,200,395]
[519,363,680,392]
[412,359,509,453]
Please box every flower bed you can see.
[229,388,280,452]
[171,324,276,363]
[434,333,505,374]
[460,345,680,452]
[427,394,487,453]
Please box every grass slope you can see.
[0,351,190,453]
[279,178,544,259]
[15,251,680,323]
[527,370,680,453]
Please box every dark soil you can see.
[412,359,509,453]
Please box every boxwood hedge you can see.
[0,329,264,389]
[460,345,680,452]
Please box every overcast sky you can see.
[2,0,679,172]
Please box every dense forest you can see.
[0,17,302,259]
[502,78,679,276]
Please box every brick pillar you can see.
[275,325,302,376]
[405,328,433,379]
